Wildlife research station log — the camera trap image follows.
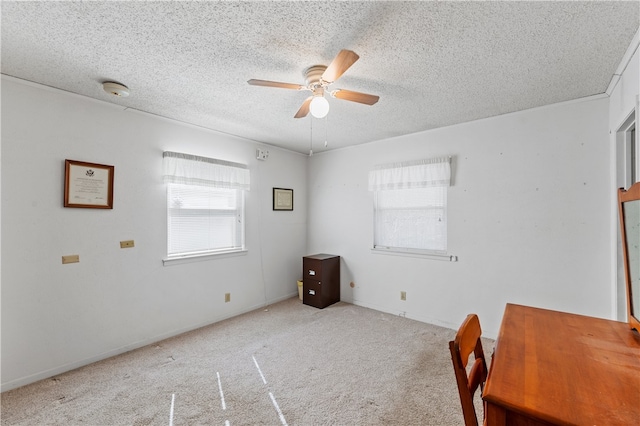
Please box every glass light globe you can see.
[309,96,329,118]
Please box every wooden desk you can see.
[482,303,640,426]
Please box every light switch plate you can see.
[62,255,79,264]
[120,240,135,248]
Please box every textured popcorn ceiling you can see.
[1,1,638,154]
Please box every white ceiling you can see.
[2,1,638,154]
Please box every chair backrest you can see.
[449,314,488,426]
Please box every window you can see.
[369,157,451,255]
[163,151,250,258]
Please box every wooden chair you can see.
[449,314,488,426]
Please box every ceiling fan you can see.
[247,49,379,119]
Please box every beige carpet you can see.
[1,297,493,425]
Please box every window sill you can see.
[163,249,248,266]
[371,247,457,262]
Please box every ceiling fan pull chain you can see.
[309,117,314,156]
[324,115,328,148]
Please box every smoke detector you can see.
[102,81,130,97]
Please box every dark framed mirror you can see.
[618,182,640,332]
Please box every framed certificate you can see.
[64,159,114,209]
[273,187,293,211]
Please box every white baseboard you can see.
[350,298,460,331]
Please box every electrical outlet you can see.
[225,293,231,303]
[256,149,269,161]
[400,291,406,301]
[120,240,135,248]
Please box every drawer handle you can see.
[309,289,316,295]
[308,270,316,276]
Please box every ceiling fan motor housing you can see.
[304,65,328,89]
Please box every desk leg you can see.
[485,402,506,426]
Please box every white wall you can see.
[0,77,308,391]
[307,96,612,338]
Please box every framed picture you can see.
[64,159,114,209]
[273,187,293,211]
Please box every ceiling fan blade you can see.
[247,79,305,90]
[332,89,379,105]
[294,96,313,118]
[322,50,359,83]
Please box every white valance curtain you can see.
[163,151,250,190]
[368,157,451,191]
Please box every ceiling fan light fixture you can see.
[309,96,329,118]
